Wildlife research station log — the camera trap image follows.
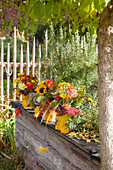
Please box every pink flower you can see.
[69,89,78,98]
[66,106,81,116]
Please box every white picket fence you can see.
[0,26,98,109]
[0,27,44,108]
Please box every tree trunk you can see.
[97,1,113,169]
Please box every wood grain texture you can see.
[11,101,100,170]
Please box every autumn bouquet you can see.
[33,81,86,133]
[14,73,38,108]
[14,73,86,134]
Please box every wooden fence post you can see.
[13,27,17,101]
[20,44,23,101]
[7,43,10,106]
[26,41,29,75]
[32,37,35,76]
[0,40,4,109]
[38,44,41,82]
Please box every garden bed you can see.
[11,101,100,170]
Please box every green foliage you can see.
[41,23,98,89]
[1,0,109,35]
[0,106,16,152]
[66,89,99,140]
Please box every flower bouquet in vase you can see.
[14,73,38,109]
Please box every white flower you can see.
[18,83,27,90]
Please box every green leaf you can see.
[37,96,45,102]
[94,0,106,12]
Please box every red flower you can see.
[55,96,62,100]
[26,82,33,90]
[45,79,54,88]
[15,107,20,116]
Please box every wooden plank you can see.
[20,44,23,73]
[32,37,35,76]
[26,41,29,75]
[38,44,41,81]
[7,43,10,106]
[0,62,38,68]
[0,40,4,108]
[13,27,17,101]
[20,44,23,101]
[11,101,100,170]
[45,29,48,58]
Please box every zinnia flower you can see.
[55,96,62,100]
[35,85,46,95]
[45,79,54,88]
[26,82,33,90]
[18,83,27,90]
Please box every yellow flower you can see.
[16,89,20,94]
[35,85,46,95]
[38,81,45,85]
[31,80,35,83]
[59,93,67,99]
[18,83,27,90]
[18,73,25,77]
[88,97,95,106]
[63,104,69,109]
[58,82,70,87]
[14,78,20,83]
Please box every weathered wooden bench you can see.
[11,101,100,170]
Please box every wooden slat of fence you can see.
[20,44,23,101]
[32,37,35,76]
[0,62,38,68]
[13,27,17,101]
[45,29,48,58]
[0,40,4,108]
[26,41,29,75]
[7,43,10,105]
[50,52,53,79]
[20,44,23,73]
[38,44,41,82]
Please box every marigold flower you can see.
[63,104,69,109]
[45,79,54,88]
[26,82,33,90]
[25,75,33,80]
[14,78,20,83]
[31,80,35,83]
[35,85,46,95]
[21,77,27,83]
[18,73,25,77]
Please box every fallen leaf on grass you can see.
[36,146,48,154]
